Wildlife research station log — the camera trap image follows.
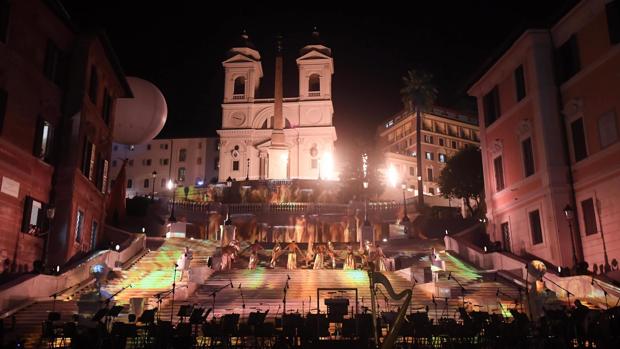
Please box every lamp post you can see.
[167,179,177,222]
[245,158,250,181]
[401,182,410,223]
[596,199,611,273]
[151,171,157,202]
[226,176,233,203]
[563,204,578,271]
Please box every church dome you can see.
[227,31,261,60]
[300,28,331,57]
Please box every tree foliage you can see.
[438,146,484,217]
[400,69,438,112]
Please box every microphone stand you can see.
[209,280,234,321]
[449,272,467,309]
[238,283,246,319]
[542,275,573,309]
[591,278,610,309]
[282,275,290,327]
[171,264,177,322]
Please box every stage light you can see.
[115,244,120,251]
[320,152,335,180]
[387,165,398,187]
[382,238,388,242]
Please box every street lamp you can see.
[167,179,177,222]
[563,204,578,270]
[151,171,157,202]
[245,158,250,181]
[401,182,410,223]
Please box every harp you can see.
[369,270,412,349]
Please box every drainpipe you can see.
[547,31,584,267]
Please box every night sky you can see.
[60,1,573,160]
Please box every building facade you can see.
[0,0,132,272]
[379,107,479,206]
[468,0,620,271]
[217,32,337,182]
[110,137,219,198]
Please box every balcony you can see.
[232,94,245,100]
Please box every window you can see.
[581,198,598,236]
[90,220,98,250]
[529,210,543,245]
[425,152,434,160]
[127,179,133,188]
[515,65,526,101]
[34,117,54,163]
[556,35,580,83]
[483,86,501,126]
[178,167,186,182]
[309,74,321,93]
[522,137,535,177]
[161,178,166,188]
[311,159,318,169]
[214,157,219,170]
[99,159,108,193]
[144,179,150,188]
[451,140,457,149]
[81,140,96,181]
[88,66,98,104]
[143,159,152,166]
[21,196,44,234]
[197,157,202,165]
[606,0,620,44]
[571,118,588,162]
[427,168,434,181]
[75,209,84,242]
[501,222,511,253]
[0,88,6,133]
[164,143,169,150]
[233,160,240,171]
[160,158,169,166]
[438,153,446,163]
[494,156,505,191]
[409,166,415,176]
[424,135,433,144]
[233,76,245,95]
[179,149,187,162]
[598,111,618,148]
[429,187,435,195]
[43,40,66,86]
[0,0,9,43]
[439,138,445,146]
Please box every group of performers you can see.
[219,239,388,271]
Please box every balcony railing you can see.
[232,94,245,100]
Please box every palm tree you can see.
[400,69,437,209]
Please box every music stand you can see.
[189,307,205,325]
[138,309,156,324]
[108,305,124,318]
[91,309,108,322]
[177,304,193,323]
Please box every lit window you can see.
[21,196,44,234]
[178,167,186,182]
[75,209,84,242]
[34,118,54,163]
[438,153,446,163]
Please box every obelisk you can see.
[268,36,289,179]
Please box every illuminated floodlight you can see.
[387,165,398,188]
[321,152,335,180]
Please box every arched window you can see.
[233,76,245,95]
[261,116,292,129]
[309,74,320,93]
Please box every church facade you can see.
[217,33,337,182]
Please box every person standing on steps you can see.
[285,241,303,270]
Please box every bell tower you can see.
[297,29,334,100]
[222,32,263,103]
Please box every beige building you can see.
[379,107,479,207]
[110,137,219,198]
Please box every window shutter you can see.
[21,196,33,233]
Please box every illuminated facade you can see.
[468,0,620,270]
[110,137,219,198]
[379,107,479,206]
[217,32,337,182]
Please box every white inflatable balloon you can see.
[113,77,167,145]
